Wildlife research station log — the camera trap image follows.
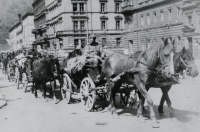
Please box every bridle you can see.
[180,56,196,72]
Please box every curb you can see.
[0,90,7,109]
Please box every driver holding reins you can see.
[84,34,104,66]
[84,34,105,81]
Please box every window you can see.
[188,16,192,24]
[160,11,164,23]
[116,20,120,29]
[81,39,85,48]
[101,3,106,13]
[153,13,156,24]
[74,39,79,49]
[73,3,77,12]
[74,21,78,31]
[101,21,106,30]
[147,14,150,25]
[177,7,181,19]
[80,21,85,31]
[116,38,121,47]
[168,9,172,22]
[80,3,84,12]
[141,15,144,26]
[115,3,120,12]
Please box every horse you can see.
[128,47,199,120]
[144,47,198,119]
[23,56,36,93]
[101,38,175,128]
[32,57,60,100]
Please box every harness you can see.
[180,56,196,71]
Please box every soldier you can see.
[84,34,105,81]
[84,34,104,66]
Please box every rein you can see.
[126,51,159,73]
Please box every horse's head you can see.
[50,58,60,78]
[179,47,199,78]
[158,38,175,78]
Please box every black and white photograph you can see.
[0,0,200,131]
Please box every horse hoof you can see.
[171,117,178,122]
[151,121,160,128]
[138,116,146,123]
[112,113,119,119]
[53,97,56,101]
[159,113,166,117]
[107,107,111,112]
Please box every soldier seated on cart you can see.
[84,34,105,81]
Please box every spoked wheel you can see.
[62,75,72,104]
[80,77,96,112]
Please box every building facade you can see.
[122,0,200,59]
[45,0,125,55]
[9,11,35,51]
[32,0,47,49]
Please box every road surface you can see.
[0,71,200,132]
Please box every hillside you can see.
[0,0,33,45]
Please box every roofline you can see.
[9,9,34,32]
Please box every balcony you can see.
[121,0,134,13]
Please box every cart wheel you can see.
[80,77,96,112]
[62,75,72,104]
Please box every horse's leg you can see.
[59,76,63,93]
[134,76,159,128]
[43,80,46,99]
[50,80,56,101]
[16,72,20,89]
[108,80,122,116]
[34,80,38,98]
[160,86,174,118]
[24,81,28,93]
[137,91,146,123]
[158,87,167,116]
[158,86,171,115]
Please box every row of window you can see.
[74,38,121,49]
[73,2,121,13]
[140,7,181,26]
[73,20,122,31]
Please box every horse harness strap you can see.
[180,56,196,69]
[124,51,146,70]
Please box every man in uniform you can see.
[84,34,104,81]
[84,34,104,67]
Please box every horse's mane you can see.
[143,43,163,66]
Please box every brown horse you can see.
[101,38,175,128]
[152,47,199,118]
